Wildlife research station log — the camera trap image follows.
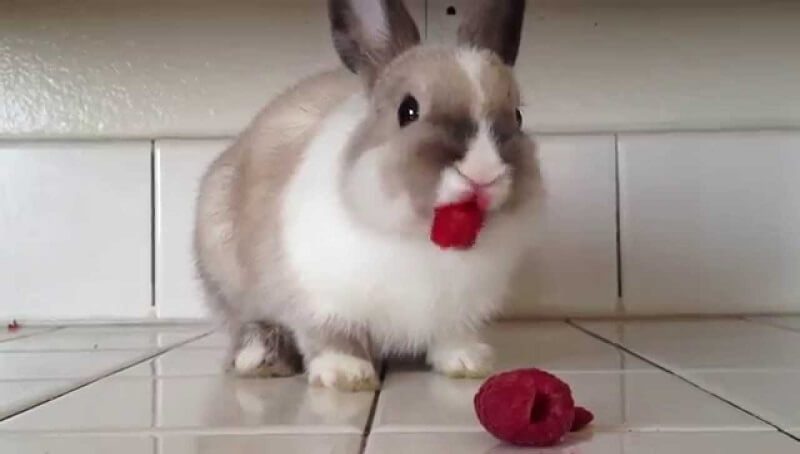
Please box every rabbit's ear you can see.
[329,0,421,87]
[457,0,527,66]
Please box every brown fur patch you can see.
[194,69,359,316]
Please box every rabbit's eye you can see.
[398,95,420,127]
[515,108,523,128]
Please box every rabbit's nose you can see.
[455,167,508,189]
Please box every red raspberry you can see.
[430,198,484,249]
[571,406,594,432]
[474,368,589,447]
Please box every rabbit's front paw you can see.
[231,328,301,378]
[428,341,494,379]
[308,351,379,392]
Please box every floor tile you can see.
[0,326,208,352]
[172,330,229,349]
[0,433,361,454]
[372,369,764,433]
[0,380,73,419]
[120,348,229,377]
[0,327,57,343]
[686,370,800,432]
[0,434,155,454]
[0,376,374,434]
[1,377,157,430]
[157,433,361,454]
[0,350,154,380]
[485,322,653,371]
[747,316,800,332]
[576,319,800,370]
[364,431,799,454]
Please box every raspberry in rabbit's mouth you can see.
[430,196,485,250]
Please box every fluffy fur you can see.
[194,0,538,390]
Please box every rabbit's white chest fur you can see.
[281,95,525,353]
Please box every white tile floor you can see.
[1,319,799,453]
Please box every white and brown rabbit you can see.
[194,0,540,391]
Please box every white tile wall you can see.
[155,140,229,319]
[433,1,800,133]
[3,1,800,138]
[4,4,800,320]
[0,0,425,139]
[152,136,618,319]
[5,125,800,320]
[0,141,151,320]
[619,132,800,314]
[507,135,618,316]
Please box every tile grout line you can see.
[613,133,624,312]
[39,126,800,144]
[0,330,215,423]
[567,320,800,443]
[150,140,157,309]
[151,360,159,435]
[358,362,387,454]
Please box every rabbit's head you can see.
[331,0,538,236]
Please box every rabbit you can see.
[194,0,540,392]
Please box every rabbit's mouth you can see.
[430,196,485,250]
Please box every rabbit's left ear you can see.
[457,0,527,66]
[329,0,421,88]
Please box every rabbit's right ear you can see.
[457,0,526,66]
[329,0,421,89]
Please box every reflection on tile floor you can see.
[0,326,58,343]
[0,434,361,454]
[372,369,764,433]
[0,319,798,453]
[747,315,800,333]
[574,318,800,370]
[0,325,207,352]
[364,431,799,454]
